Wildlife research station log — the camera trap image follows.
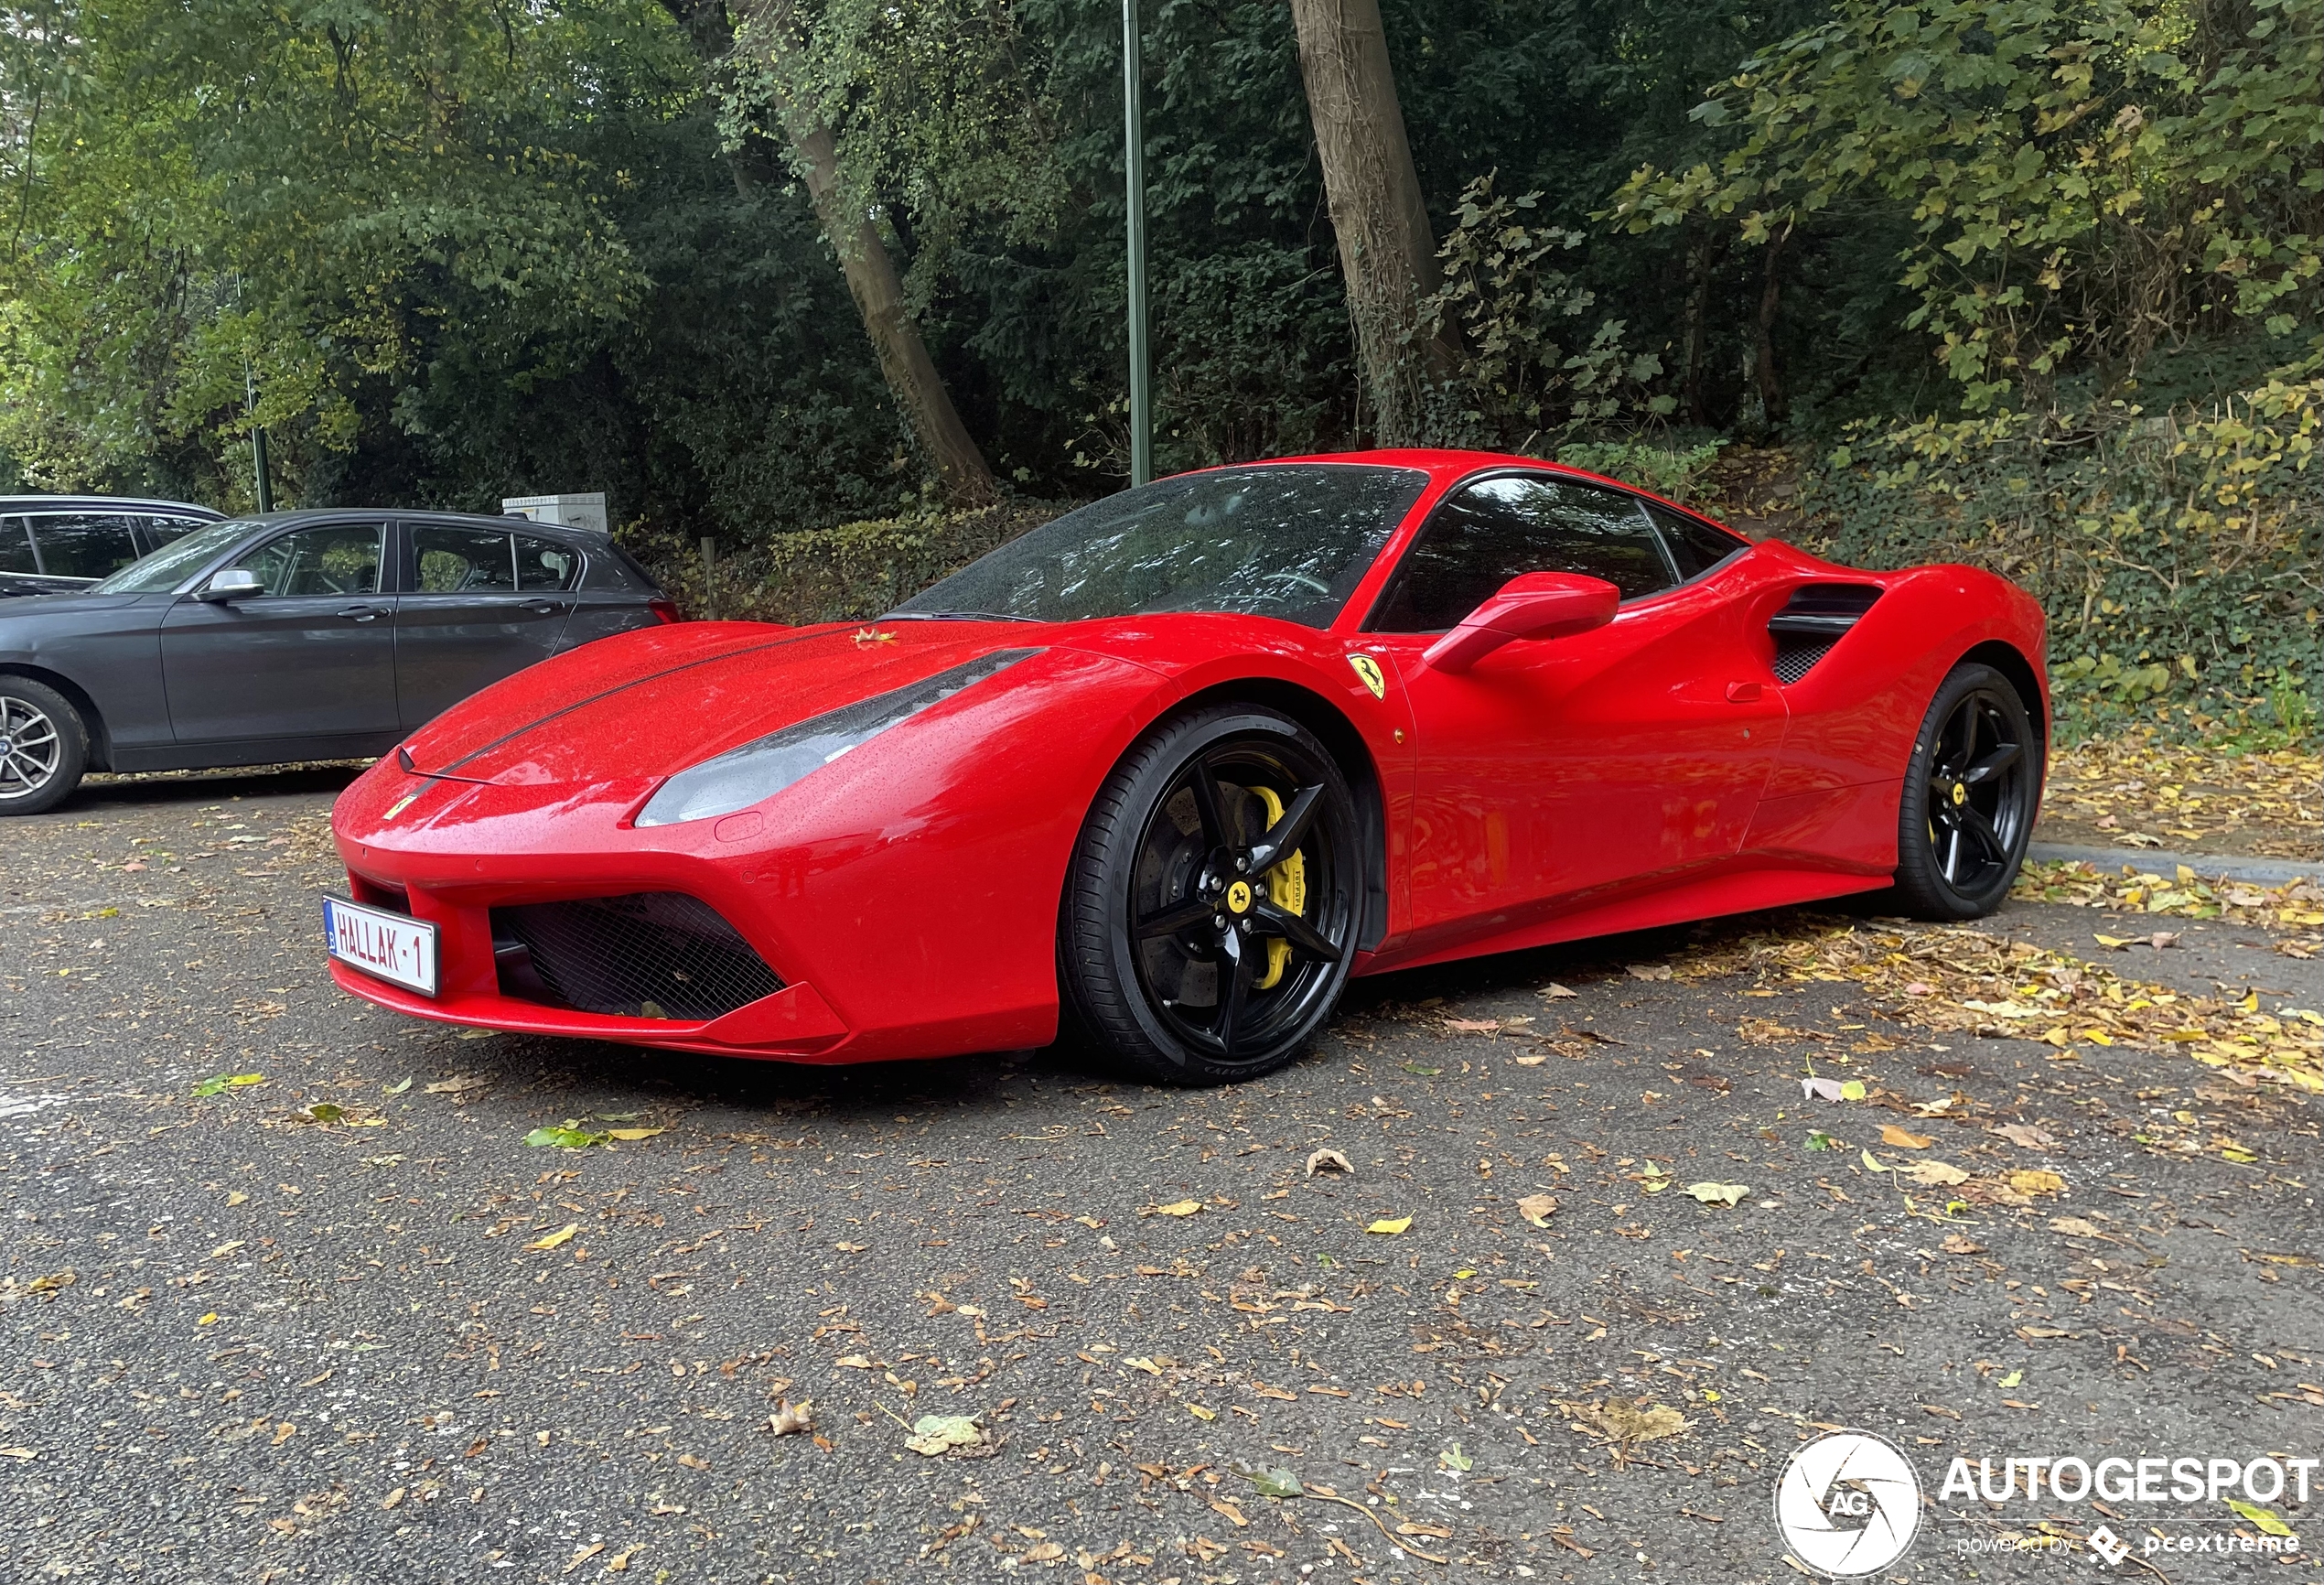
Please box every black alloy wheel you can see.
[1892,662,2039,919]
[1060,706,1360,1085]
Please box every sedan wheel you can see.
[1892,663,2038,918]
[1062,706,1359,1085]
[0,678,87,816]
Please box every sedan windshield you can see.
[890,464,1428,628]
[94,521,250,594]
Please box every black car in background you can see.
[0,494,225,597]
[0,509,677,814]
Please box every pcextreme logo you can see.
[1773,1429,1923,1577]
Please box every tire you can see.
[1891,662,2039,919]
[0,676,88,817]
[1060,705,1361,1086]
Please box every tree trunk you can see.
[1286,0,1450,446]
[1681,229,1716,428]
[662,0,996,504]
[1754,221,1791,430]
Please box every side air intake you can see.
[1768,585,1881,684]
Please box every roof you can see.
[202,507,608,539]
[0,493,221,516]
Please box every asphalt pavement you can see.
[2,768,2319,1584]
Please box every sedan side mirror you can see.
[1422,572,1619,674]
[198,569,263,602]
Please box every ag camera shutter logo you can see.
[1774,1429,1923,1577]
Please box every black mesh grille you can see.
[491,892,781,1020]
[1771,639,1834,685]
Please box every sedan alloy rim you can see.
[0,698,61,800]
[1923,686,2028,893]
[1128,743,1350,1064]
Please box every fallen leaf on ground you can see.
[1146,1200,1202,1217]
[525,1224,580,1251]
[1907,1160,1971,1187]
[1858,1150,1890,1174]
[1239,1463,1304,1499]
[2048,1216,2104,1238]
[1801,1077,1845,1102]
[524,1126,606,1149]
[382,1076,413,1094]
[193,1073,264,1097]
[425,1074,488,1094]
[1684,1182,1748,1206]
[1305,1148,1352,1177]
[1878,1125,1932,1148]
[605,1127,664,1142]
[1540,983,1577,999]
[769,1402,813,1436]
[1365,1216,1412,1235]
[2229,1499,2295,1537]
[1992,1123,2060,1148]
[1516,1194,1558,1228]
[904,1415,983,1455]
[2008,1170,2066,1196]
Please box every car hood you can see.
[398,620,1057,786]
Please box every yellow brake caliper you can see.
[1249,785,1307,990]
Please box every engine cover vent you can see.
[1768,584,1881,685]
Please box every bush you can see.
[1801,380,2324,738]
[629,501,1068,627]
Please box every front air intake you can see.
[491,892,781,1020]
[1768,585,1881,684]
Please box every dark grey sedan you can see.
[0,509,677,814]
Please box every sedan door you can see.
[392,523,576,728]
[159,520,400,745]
[1357,473,1787,954]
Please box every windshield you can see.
[93,520,250,593]
[890,464,1428,628]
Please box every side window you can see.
[243,523,385,598]
[134,514,210,554]
[1368,475,1673,632]
[515,535,583,591]
[27,512,142,580]
[0,517,34,575]
[1647,502,1749,579]
[414,526,517,593]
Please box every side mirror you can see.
[198,569,263,602]
[1422,572,1619,674]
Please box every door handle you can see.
[1726,681,1763,703]
[522,599,563,615]
[337,605,384,622]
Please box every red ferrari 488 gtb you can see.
[327,450,2047,1085]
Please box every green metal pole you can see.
[1123,0,1152,487]
[245,364,274,512]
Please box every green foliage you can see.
[633,500,1062,625]
[1609,0,2324,409]
[1553,439,1728,505]
[1803,378,2324,728]
[1417,176,1674,448]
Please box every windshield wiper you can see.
[883,609,1040,623]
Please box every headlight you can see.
[634,648,1042,828]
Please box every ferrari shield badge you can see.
[1347,654,1387,700]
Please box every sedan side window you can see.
[515,535,583,591]
[0,517,33,575]
[244,523,385,598]
[1369,475,1674,632]
[414,527,516,593]
[27,512,142,580]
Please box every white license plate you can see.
[324,895,438,997]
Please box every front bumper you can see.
[327,755,1077,1064]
